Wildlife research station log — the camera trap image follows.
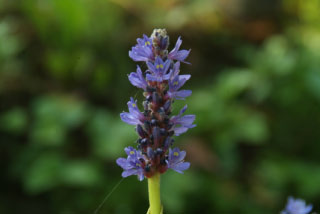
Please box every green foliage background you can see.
[1,0,319,213]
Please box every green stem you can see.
[148,173,162,214]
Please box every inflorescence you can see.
[116,29,195,181]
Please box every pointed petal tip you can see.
[116,158,127,168]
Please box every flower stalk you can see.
[147,173,161,214]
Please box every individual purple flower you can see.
[146,56,171,82]
[128,66,148,90]
[168,37,190,64]
[170,105,196,136]
[129,34,154,62]
[165,61,192,99]
[167,147,190,173]
[281,197,313,214]
[125,146,141,159]
[120,97,145,125]
[116,147,145,181]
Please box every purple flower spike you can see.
[170,105,196,136]
[167,147,190,173]
[118,29,194,179]
[281,197,313,214]
[116,147,145,181]
[120,98,145,125]
[128,66,148,90]
[146,57,171,82]
[168,37,191,64]
[129,34,154,62]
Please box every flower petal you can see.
[120,112,140,125]
[171,162,190,173]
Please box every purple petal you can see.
[129,50,149,62]
[128,72,142,88]
[129,35,154,62]
[283,197,313,214]
[137,34,151,46]
[124,146,136,156]
[172,50,191,63]
[304,205,313,213]
[129,46,153,62]
[170,105,188,123]
[170,105,195,136]
[176,151,187,162]
[146,73,161,82]
[169,90,192,100]
[167,148,190,173]
[171,162,190,173]
[122,169,139,177]
[147,61,156,73]
[116,158,128,169]
[127,98,144,121]
[177,90,192,99]
[181,105,188,114]
[178,115,196,125]
[155,56,163,66]
[169,148,186,163]
[120,112,140,125]
[179,74,191,81]
[169,37,182,56]
[163,72,171,81]
[169,74,190,92]
[162,59,171,74]
[168,37,191,63]
[173,126,189,136]
[171,61,181,78]
[128,66,147,90]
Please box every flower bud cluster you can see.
[116,29,195,181]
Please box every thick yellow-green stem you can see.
[147,173,162,214]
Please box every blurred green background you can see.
[1,0,319,213]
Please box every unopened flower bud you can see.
[152,92,162,105]
[152,126,161,145]
[147,147,154,159]
[151,29,169,51]
[137,124,146,138]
